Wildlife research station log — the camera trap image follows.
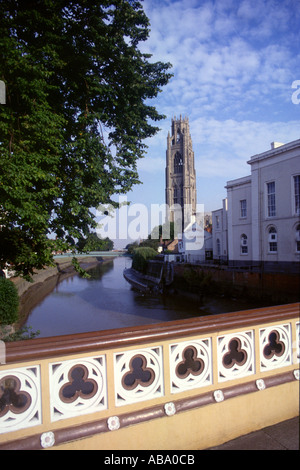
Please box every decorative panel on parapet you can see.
[217,330,255,382]
[49,356,107,422]
[169,338,212,393]
[114,347,164,406]
[259,324,292,371]
[0,366,42,434]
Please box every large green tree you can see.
[78,232,114,251]
[0,0,172,279]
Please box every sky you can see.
[99,0,300,247]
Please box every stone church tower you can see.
[165,116,197,232]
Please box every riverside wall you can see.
[11,256,111,329]
[172,263,300,304]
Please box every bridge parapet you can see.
[0,303,299,450]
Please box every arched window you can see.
[241,234,248,254]
[296,224,300,252]
[268,227,277,252]
[174,152,183,173]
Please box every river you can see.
[22,256,266,338]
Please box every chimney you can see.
[271,142,284,149]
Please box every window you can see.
[241,234,248,254]
[240,199,247,218]
[174,152,183,173]
[216,238,221,256]
[296,224,300,253]
[267,181,276,217]
[173,187,178,204]
[215,215,220,229]
[173,185,183,206]
[294,175,300,215]
[179,185,183,206]
[268,227,277,252]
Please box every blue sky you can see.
[100,0,300,247]
[126,0,300,209]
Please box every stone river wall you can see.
[11,256,108,328]
[172,263,300,304]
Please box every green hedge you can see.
[0,278,19,325]
[132,247,158,274]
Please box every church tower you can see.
[165,116,197,232]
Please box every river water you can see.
[23,257,265,338]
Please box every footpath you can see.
[207,416,299,450]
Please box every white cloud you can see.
[142,0,300,117]
[131,0,300,210]
[141,116,299,179]
[191,117,300,177]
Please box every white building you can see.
[213,140,300,271]
[212,198,228,263]
[173,216,213,264]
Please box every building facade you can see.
[165,116,197,231]
[212,198,228,263]
[213,139,300,271]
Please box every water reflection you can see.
[22,257,264,338]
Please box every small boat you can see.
[123,259,173,294]
[123,268,154,293]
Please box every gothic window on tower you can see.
[174,152,183,173]
[176,129,181,142]
[173,187,178,204]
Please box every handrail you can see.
[6,303,299,363]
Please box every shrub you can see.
[132,247,158,274]
[3,326,40,342]
[0,278,19,325]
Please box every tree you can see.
[81,232,114,251]
[0,278,19,325]
[131,246,157,273]
[150,221,175,241]
[0,0,172,279]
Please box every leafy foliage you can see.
[0,278,19,325]
[77,232,114,252]
[131,246,157,273]
[150,221,175,241]
[3,325,40,342]
[0,0,172,278]
[71,257,91,278]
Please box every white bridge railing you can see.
[0,303,299,450]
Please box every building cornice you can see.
[247,138,300,165]
[225,175,251,189]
